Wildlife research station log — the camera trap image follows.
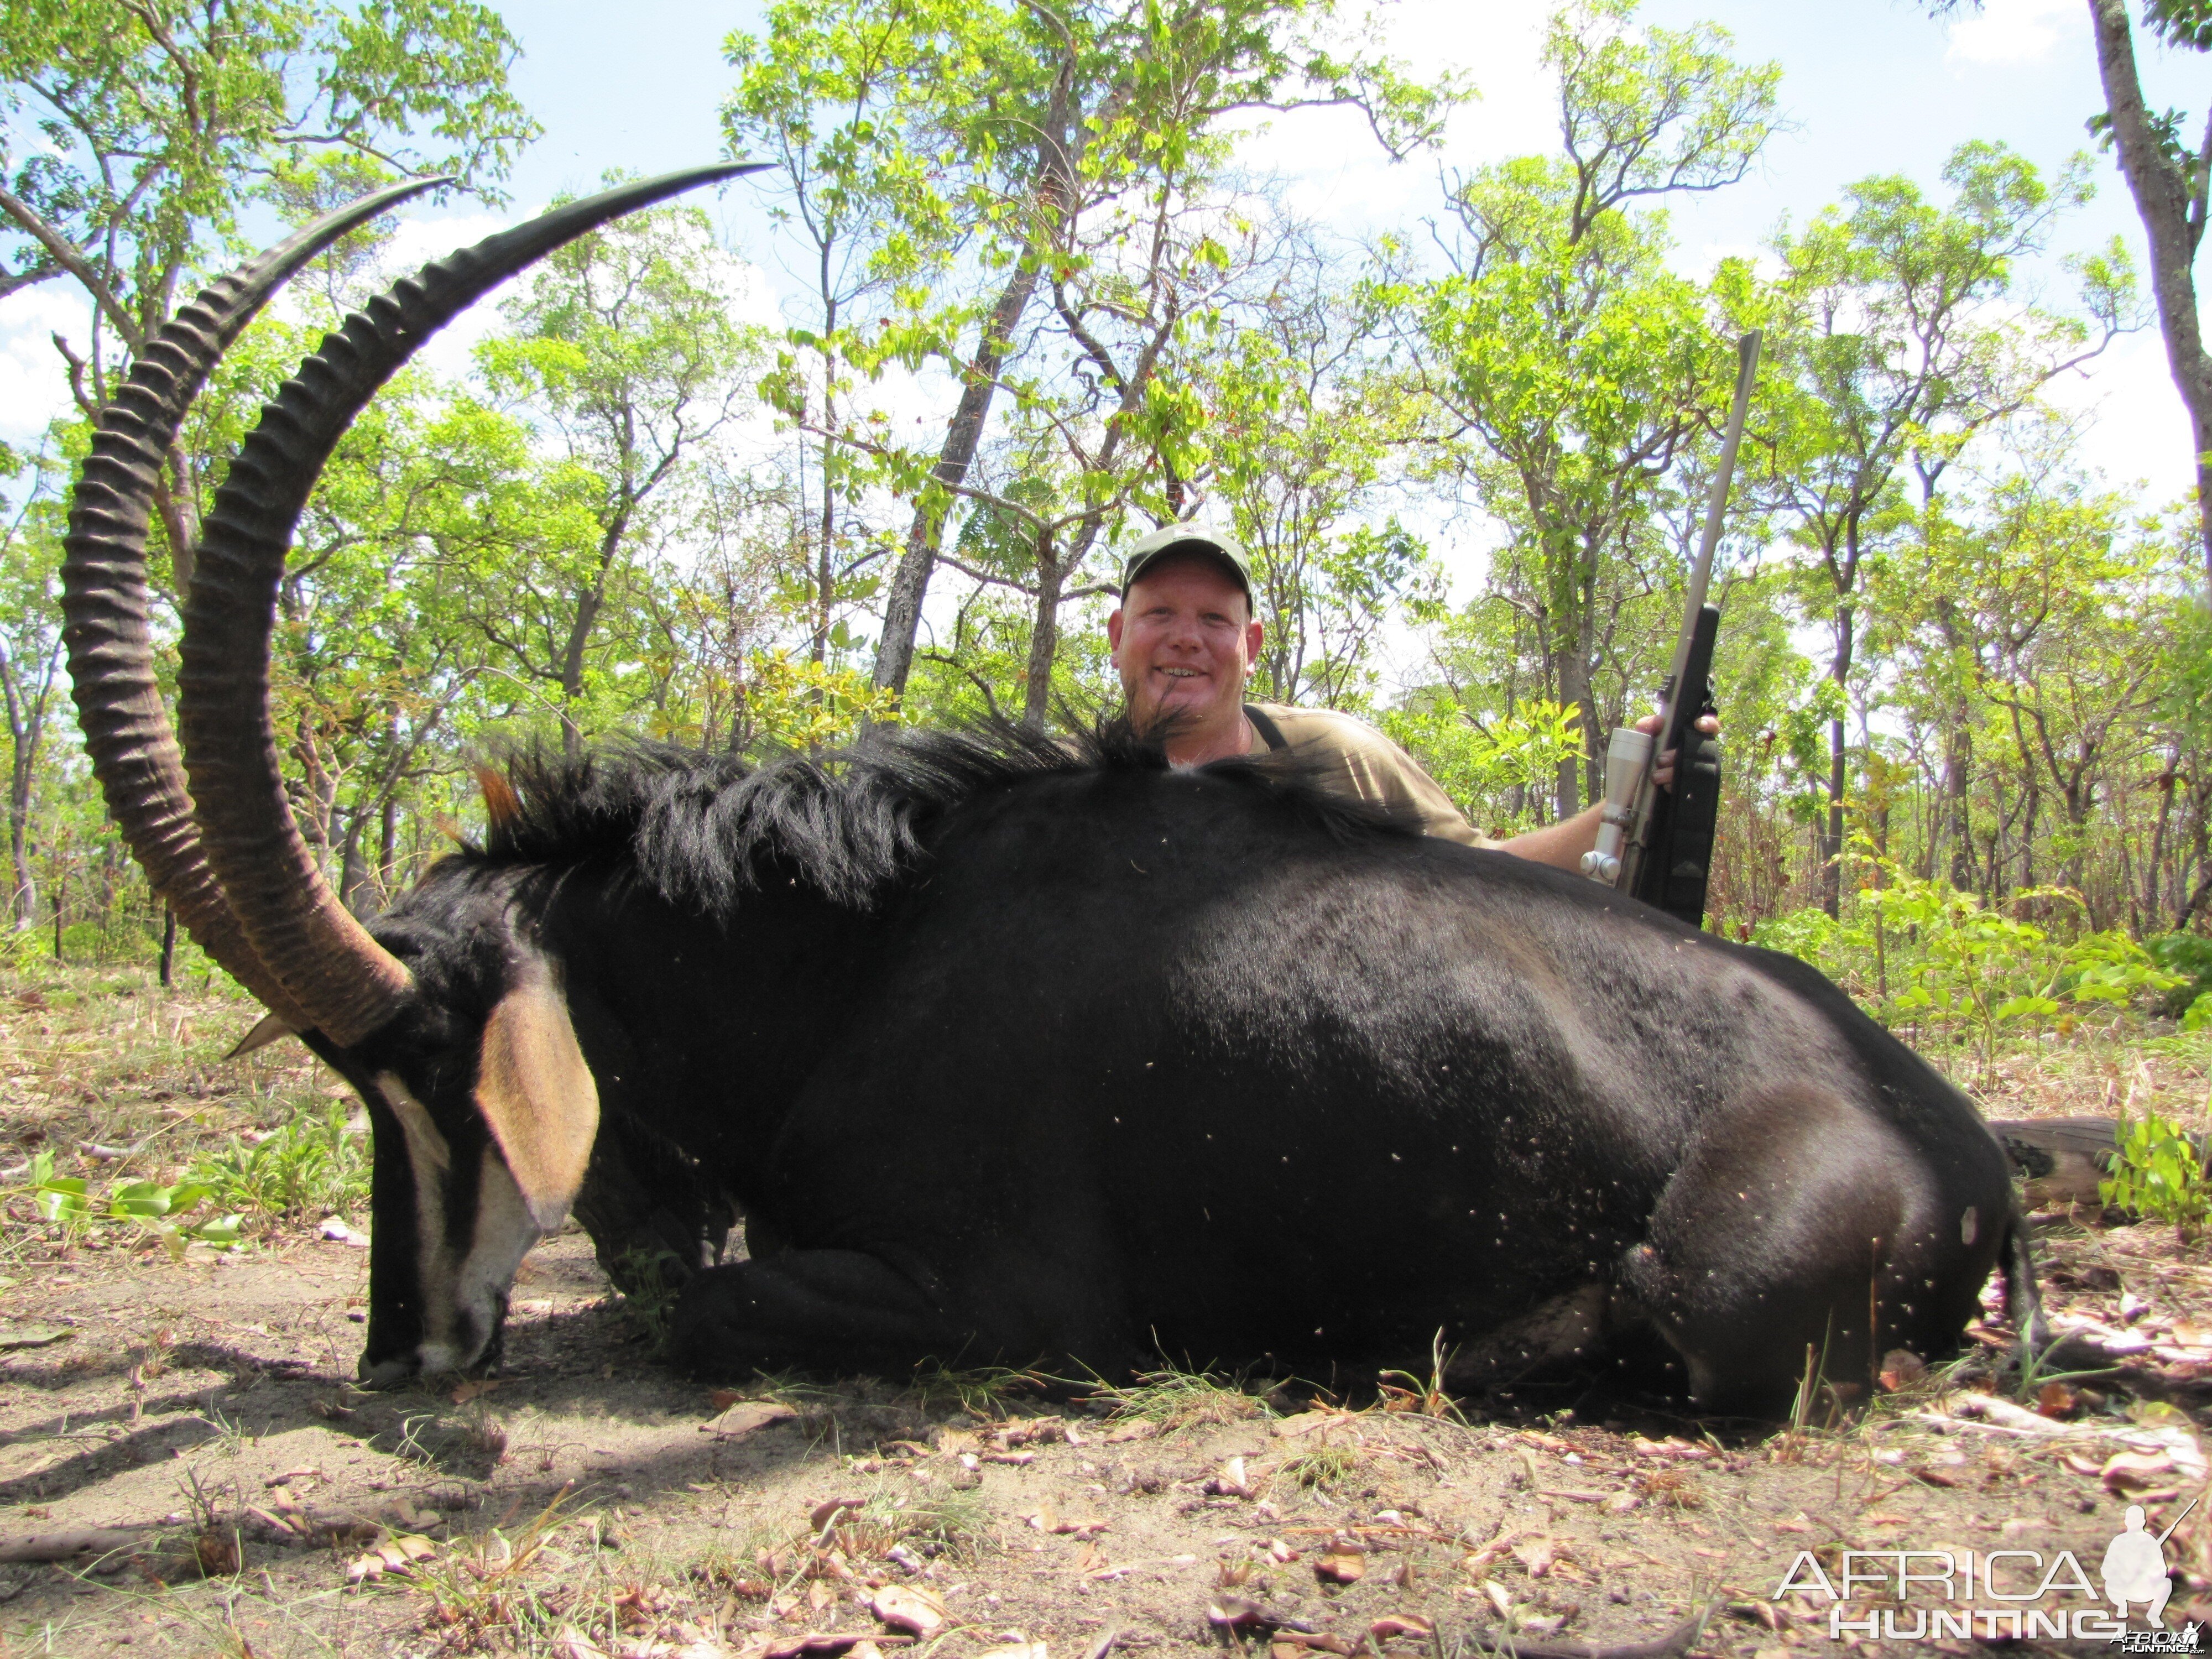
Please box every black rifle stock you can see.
[1588,331,1759,931]
[1629,604,1722,927]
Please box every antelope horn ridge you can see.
[61,177,447,1030]
[178,163,769,1048]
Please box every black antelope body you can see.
[62,174,2041,1413]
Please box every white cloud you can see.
[0,283,95,449]
[1944,0,2070,67]
[2042,327,2196,508]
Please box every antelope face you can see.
[341,896,601,1389]
[53,168,753,1396]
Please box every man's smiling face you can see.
[1106,551,1264,751]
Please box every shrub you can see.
[187,1100,370,1222]
[2146,932,2212,1026]
[2101,1110,2211,1231]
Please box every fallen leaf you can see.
[2102,1451,2176,1493]
[1209,1597,1312,1637]
[972,1646,1047,1659]
[1314,1541,1365,1584]
[1369,1615,1434,1642]
[1878,1349,1927,1391]
[1511,1537,1556,1579]
[2035,1382,2078,1420]
[744,1634,910,1659]
[0,1325,71,1351]
[703,1401,801,1440]
[809,1499,865,1532]
[869,1584,946,1637]
[1913,1468,1959,1489]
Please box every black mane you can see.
[466,716,1416,918]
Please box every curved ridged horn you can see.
[61,176,447,1030]
[179,164,769,1047]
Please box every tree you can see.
[1766,140,2130,911]
[1395,0,1780,817]
[1198,267,1438,708]
[0,0,536,592]
[1926,0,2212,587]
[468,197,766,756]
[1875,428,2165,923]
[0,457,62,926]
[724,0,1458,711]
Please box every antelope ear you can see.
[473,967,600,1232]
[226,1010,297,1060]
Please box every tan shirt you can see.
[1243,702,1497,848]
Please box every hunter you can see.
[1105,521,1714,871]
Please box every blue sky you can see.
[4,0,2205,530]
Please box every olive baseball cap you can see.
[1119,521,1253,600]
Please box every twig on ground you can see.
[1462,1609,1711,1659]
[0,1525,154,1563]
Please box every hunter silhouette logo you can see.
[2103,1501,2187,1628]
[1773,1495,2200,1645]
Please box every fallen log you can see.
[0,1525,153,1564]
[1989,1116,2210,1209]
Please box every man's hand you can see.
[1640,710,1720,792]
[1499,710,1723,872]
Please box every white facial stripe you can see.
[380,1073,451,1174]
[373,1070,541,1376]
[453,1151,542,1350]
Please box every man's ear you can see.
[473,963,600,1232]
[1105,606,1125,652]
[1244,616,1262,662]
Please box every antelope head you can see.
[61,165,764,1386]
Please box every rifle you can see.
[1580,331,1761,929]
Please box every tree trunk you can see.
[7,770,33,928]
[873,259,1050,703]
[872,60,1078,707]
[338,805,373,919]
[1556,641,1593,821]
[1822,604,1855,919]
[2146,757,2178,922]
[156,449,199,599]
[1944,728,1976,893]
[1021,530,1063,732]
[2088,0,2212,588]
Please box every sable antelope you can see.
[62,173,2039,1411]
